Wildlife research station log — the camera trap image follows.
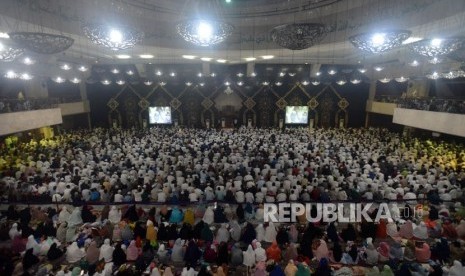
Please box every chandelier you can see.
[349,30,411,53]
[8,32,74,54]
[177,19,233,46]
[271,23,327,50]
[83,24,144,50]
[410,38,463,57]
[0,46,23,61]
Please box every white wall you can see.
[59,100,90,116]
[393,108,465,137]
[0,108,63,136]
[366,100,397,115]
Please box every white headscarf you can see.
[66,241,85,263]
[254,242,266,262]
[9,223,21,240]
[108,206,121,224]
[99,238,114,262]
[203,206,214,224]
[58,207,71,223]
[255,224,265,242]
[26,235,40,255]
[216,224,230,243]
[151,268,161,276]
[243,245,256,267]
[264,221,277,242]
[68,207,83,227]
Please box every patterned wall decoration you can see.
[88,79,365,129]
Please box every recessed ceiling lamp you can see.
[244,57,256,62]
[143,80,153,85]
[159,81,167,86]
[110,68,120,74]
[170,72,176,77]
[336,78,346,85]
[77,65,88,72]
[83,24,144,50]
[409,60,419,67]
[301,80,309,86]
[402,36,423,45]
[0,32,9,38]
[262,81,269,85]
[101,79,111,85]
[52,76,66,83]
[69,77,81,84]
[379,77,391,83]
[60,63,72,70]
[224,81,230,86]
[237,81,243,86]
[199,82,205,87]
[23,57,35,65]
[200,57,212,61]
[428,57,442,64]
[186,82,192,86]
[374,66,384,72]
[155,70,162,76]
[275,81,282,86]
[177,19,234,47]
[210,73,216,77]
[349,30,411,53]
[182,55,196,59]
[116,54,131,59]
[116,79,126,85]
[350,78,361,84]
[358,68,366,73]
[217,59,227,63]
[197,72,203,77]
[20,73,33,80]
[311,80,320,85]
[126,70,134,75]
[139,54,154,59]
[395,76,409,82]
[250,72,257,77]
[237,72,244,77]
[410,37,463,57]
[426,71,440,80]
[316,72,321,76]
[288,72,296,77]
[4,70,17,79]
[328,69,337,75]
[261,55,274,60]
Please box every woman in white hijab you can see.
[151,267,161,276]
[66,241,85,263]
[203,206,214,224]
[242,245,256,267]
[171,238,184,263]
[216,224,230,243]
[56,222,67,243]
[108,206,122,224]
[255,224,265,242]
[26,235,41,255]
[99,238,114,262]
[68,207,83,227]
[58,207,71,223]
[9,223,21,240]
[157,244,170,264]
[264,221,277,243]
[229,220,241,242]
[163,266,174,276]
[181,266,197,276]
[254,242,266,262]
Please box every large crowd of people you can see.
[0,127,465,275]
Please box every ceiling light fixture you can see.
[182,55,196,60]
[374,66,384,72]
[101,79,111,85]
[186,82,192,86]
[301,80,309,86]
[237,81,243,86]
[261,55,274,60]
[237,72,244,77]
[111,68,120,74]
[350,78,361,84]
[336,79,346,85]
[177,19,233,47]
[0,44,23,61]
[395,76,409,82]
[116,54,131,59]
[379,77,391,83]
[116,80,126,85]
[69,77,81,84]
[23,57,35,65]
[426,71,440,80]
[349,30,411,53]
[83,24,144,50]
[311,80,320,86]
[4,70,18,79]
[144,80,153,85]
[53,76,66,83]
[210,73,216,77]
[60,63,72,70]
[155,70,163,76]
[410,37,463,57]
[126,70,134,75]
[8,32,74,54]
[139,54,154,59]
[409,60,419,67]
[159,81,167,86]
[77,65,88,72]
[170,72,176,77]
[244,57,256,62]
[20,73,33,80]
[217,59,227,63]
[275,81,282,86]
[200,57,212,62]
[328,69,337,75]
[271,23,327,50]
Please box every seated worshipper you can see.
[230,243,244,266]
[266,241,282,262]
[157,244,170,265]
[99,239,114,263]
[415,241,431,263]
[126,240,140,261]
[312,239,330,261]
[243,245,256,267]
[203,243,218,263]
[184,240,202,267]
[66,241,85,263]
[254,242,266,262]
[112,243,127,267]
[86,240,101,265]
[22,248,39,272]
[108,206,122,224]
[171,238,185,263]
[284,260,298,276]
[9,223,21,240]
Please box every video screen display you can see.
[149,106,172,124]
[285,106,309,124]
